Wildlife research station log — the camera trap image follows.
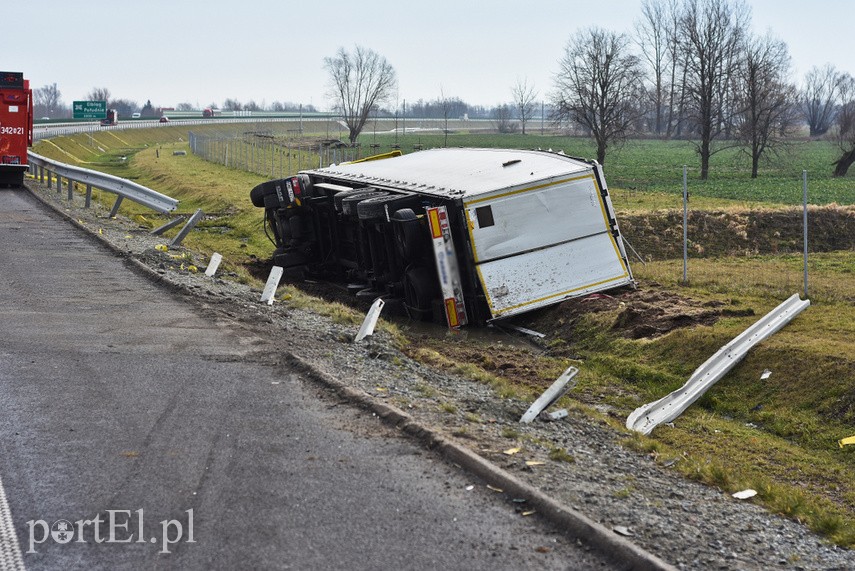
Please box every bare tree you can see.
[733,33,797,178]
[635,0,675,136]
[325,46,397,144]
[110,98,138,118]
[679,0,750,179]
[33,83,63,117]
[832,74,855,176]
[511,77,538,135]
[553,27,644,164]
[87,87,111,103]
[801,64,842,137]
[493,105,518,133]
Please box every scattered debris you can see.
[525,460,545,467]
[503,447,521,456]
[503,324,546,339]
[519,366,579,423]
[540,409,569,421]
[839,436,855,448]
[355,298,385,342]
[465,485,475,491]
[521,510,536,517]
[760,369,772,380]
[732,489,758,500]
[486,485,503,493]
[260,266,284,305]
[205,252,223,277]
[613,525,634,537]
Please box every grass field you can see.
[31,125,855,546]
[356,131,855,207]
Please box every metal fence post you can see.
[682,165,688,285]
[803,170,809,298]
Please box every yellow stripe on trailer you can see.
[428,208,442,239]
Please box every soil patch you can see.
[519,287,755,342]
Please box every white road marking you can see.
[0,474,24,571]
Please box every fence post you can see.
[803,170,809,298]
[682,165,688,285]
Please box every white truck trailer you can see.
[250,147,634,327]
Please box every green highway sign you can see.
[73,100,107,119]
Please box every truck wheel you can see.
[357,193,416,222]
[340,191,388,216]
[393,209,427,262]
[403,266,439,318]
[263,194,280,209]
[333,189,374,213]
[250,179,287,208]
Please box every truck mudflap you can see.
[426,206,467,329]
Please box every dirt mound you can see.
[520,287,755,342]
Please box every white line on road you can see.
[0,474,24,571]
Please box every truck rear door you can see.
[464,171,632,319]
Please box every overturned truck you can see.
[250,147,634,327]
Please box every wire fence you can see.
[188,131,366,179]
[620,172,855,305]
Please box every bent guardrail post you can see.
[626,293,810,435]
[168,209,204,247]
[150,216,186,236]
[27,151,178,214]
[109,196,124,218]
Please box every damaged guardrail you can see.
[626,293,810,435]
[26,151,178,214]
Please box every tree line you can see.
[31,0,855,178]
[325,0,855,178]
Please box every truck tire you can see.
[340,191,388,216]
[403,266,439,319]
[356,193,417,222]
[250,179,287,208]
[333,189,374,213]
[263,193,280,209]
[392,209,428,262]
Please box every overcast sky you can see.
[12,0,855,111]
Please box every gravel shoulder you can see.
[25,180,855,571]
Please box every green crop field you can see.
[31,125,855,546]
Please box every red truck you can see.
[0,71,33,187]
[100,108,118,126]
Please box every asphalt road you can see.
[0,187,611,570]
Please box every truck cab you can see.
[0,71,33,187]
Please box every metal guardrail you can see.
[626,293,811,435]
[26,151,178,214]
